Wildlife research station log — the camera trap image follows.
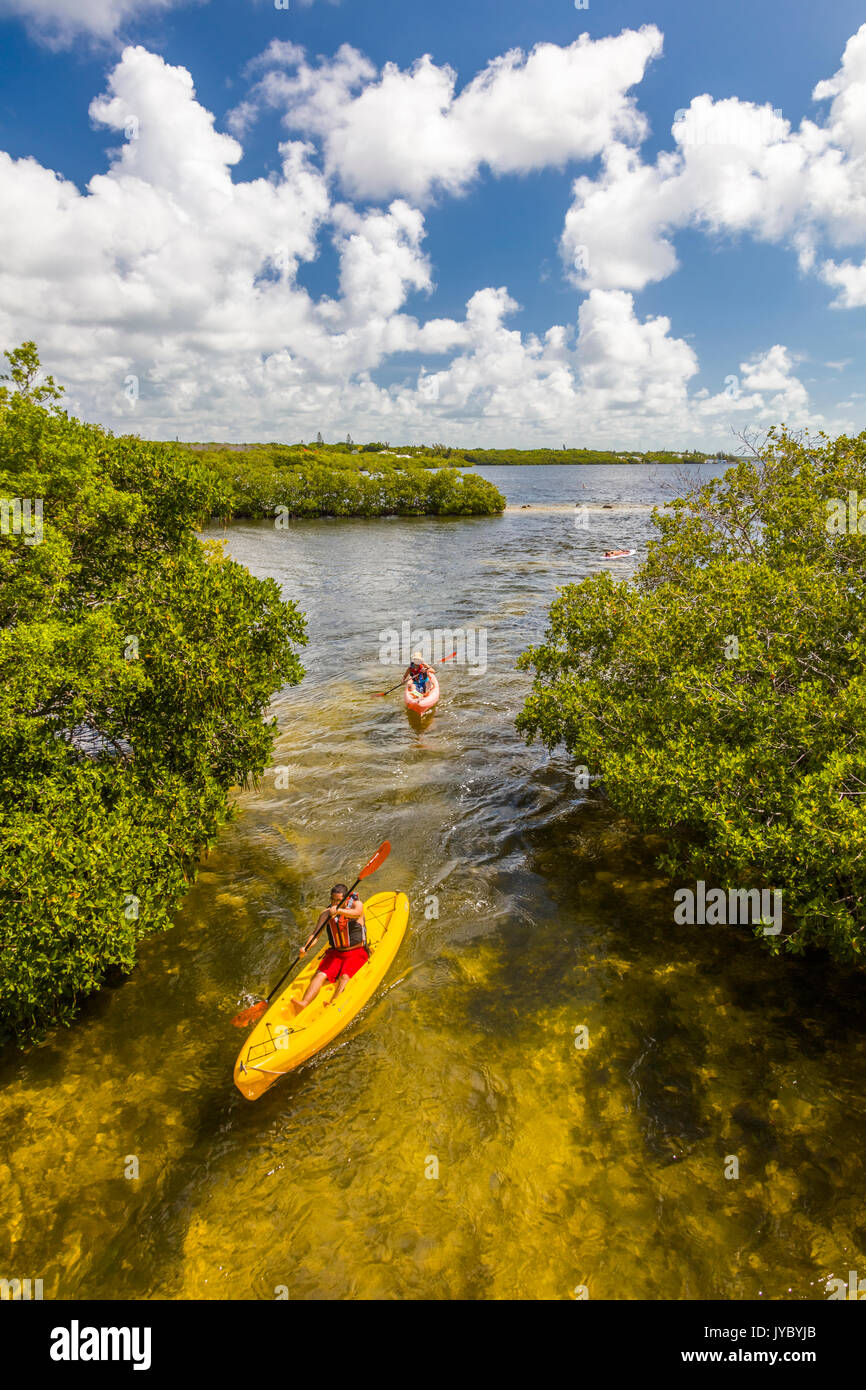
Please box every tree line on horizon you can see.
[184,440,738,467]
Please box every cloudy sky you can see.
[1,0,866,447]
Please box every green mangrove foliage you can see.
[0,345,307,1044]
[518,428,866,962]
[185,443,505,518]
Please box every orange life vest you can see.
[327,894,367,951]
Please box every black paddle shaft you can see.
[380,675,411,696]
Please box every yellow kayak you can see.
[233,890,409,1101]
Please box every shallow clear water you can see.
[2,463,865,1301]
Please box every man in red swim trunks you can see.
[293,884,369,1012]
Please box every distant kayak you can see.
[404,670,439,713]
[603,548,637,558]
[234,891,409,1101]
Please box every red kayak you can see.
[604,548,636,558]
[404,670,439,714]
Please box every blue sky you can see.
[1,0,866,446]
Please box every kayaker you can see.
[403,650,434,695]
[293,885,369,1012]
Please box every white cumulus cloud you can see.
[235,28,664,203]
[0,0,198,45]
[561,23,866,312]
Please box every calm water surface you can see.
[2,464,865,1300]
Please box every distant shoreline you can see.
[467,467,733,472]
[178,442,736,468]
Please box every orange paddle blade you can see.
[231,999,267,1028]
[358,839,391,878]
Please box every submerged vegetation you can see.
[0,346,307,1044]
[518,428,866,964]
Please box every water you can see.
[2,464,865,1300]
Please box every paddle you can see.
[231,840,392,1027]
[373,651,458,697]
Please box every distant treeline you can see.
[187,441,739,468]
[456,448,738,467]
[181,443,505,517]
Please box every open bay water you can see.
[2,464,866,1300]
